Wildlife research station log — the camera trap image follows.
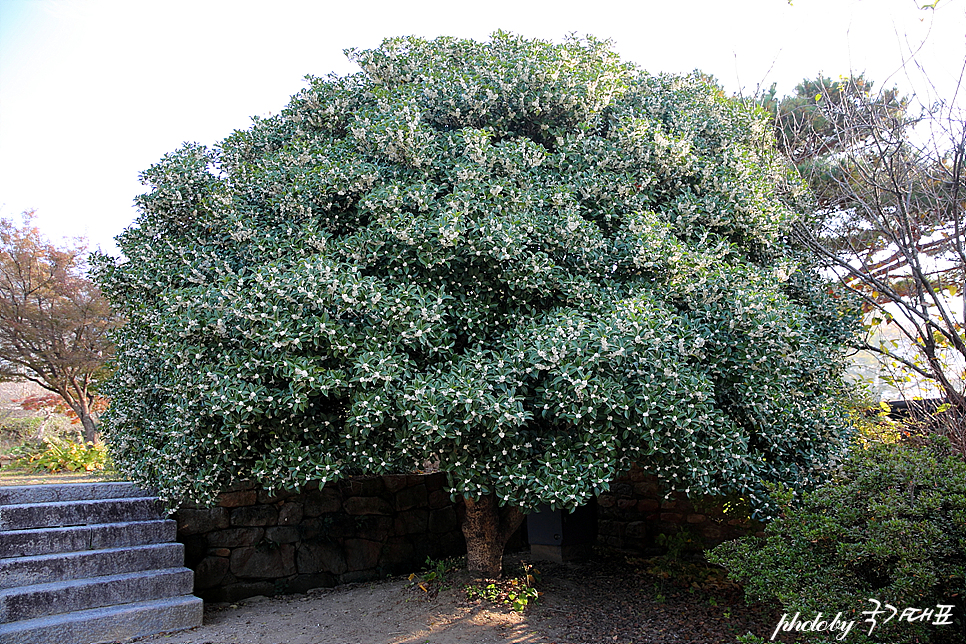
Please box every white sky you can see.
[1,0,964,254]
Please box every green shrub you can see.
[708,439,966,643]
[0,415,82,452]
[408,556,463,597]
[10,437,111,473]
[0,417,42,451]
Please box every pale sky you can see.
[1,0,963,254]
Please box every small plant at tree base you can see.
[464,562,541,612]
[464,582,504,603]
[709,438,966,643]
[408,556,463,597]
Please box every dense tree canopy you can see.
[94,33,858,574]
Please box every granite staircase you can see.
[0,482,202,644]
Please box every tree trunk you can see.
[461,494,525,579]
[78,410,97,443]
[30,412,51,442]
[68,380,98,443]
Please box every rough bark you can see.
[70,379,98,443]
[77,408,97,443]
[461,494,525,578]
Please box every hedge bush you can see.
[708,439,966,643]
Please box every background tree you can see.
[17,391,110,440]
[774,70,966,444]
[94,33,858,577]
[762,75,906,168]
[0,211,116,442]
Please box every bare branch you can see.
[779,64,966,402]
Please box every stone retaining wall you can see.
[596,465,761,553]
[174,473,465,602]
[174,467,756,601]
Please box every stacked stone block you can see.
[596,465,762,554]
[177,472,465,602]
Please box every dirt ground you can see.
[131,577,546,644]
[127,552,789,644]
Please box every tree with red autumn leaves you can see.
[0,211,117,442]
[17,392,110,437]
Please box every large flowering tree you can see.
[94,33,858,577]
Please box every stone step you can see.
[0,594,203,644]
[0,497,162,531]
[0,567,194,622]
[0,543,184,589]
[0,483,147,506]
[0,519,177,558]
